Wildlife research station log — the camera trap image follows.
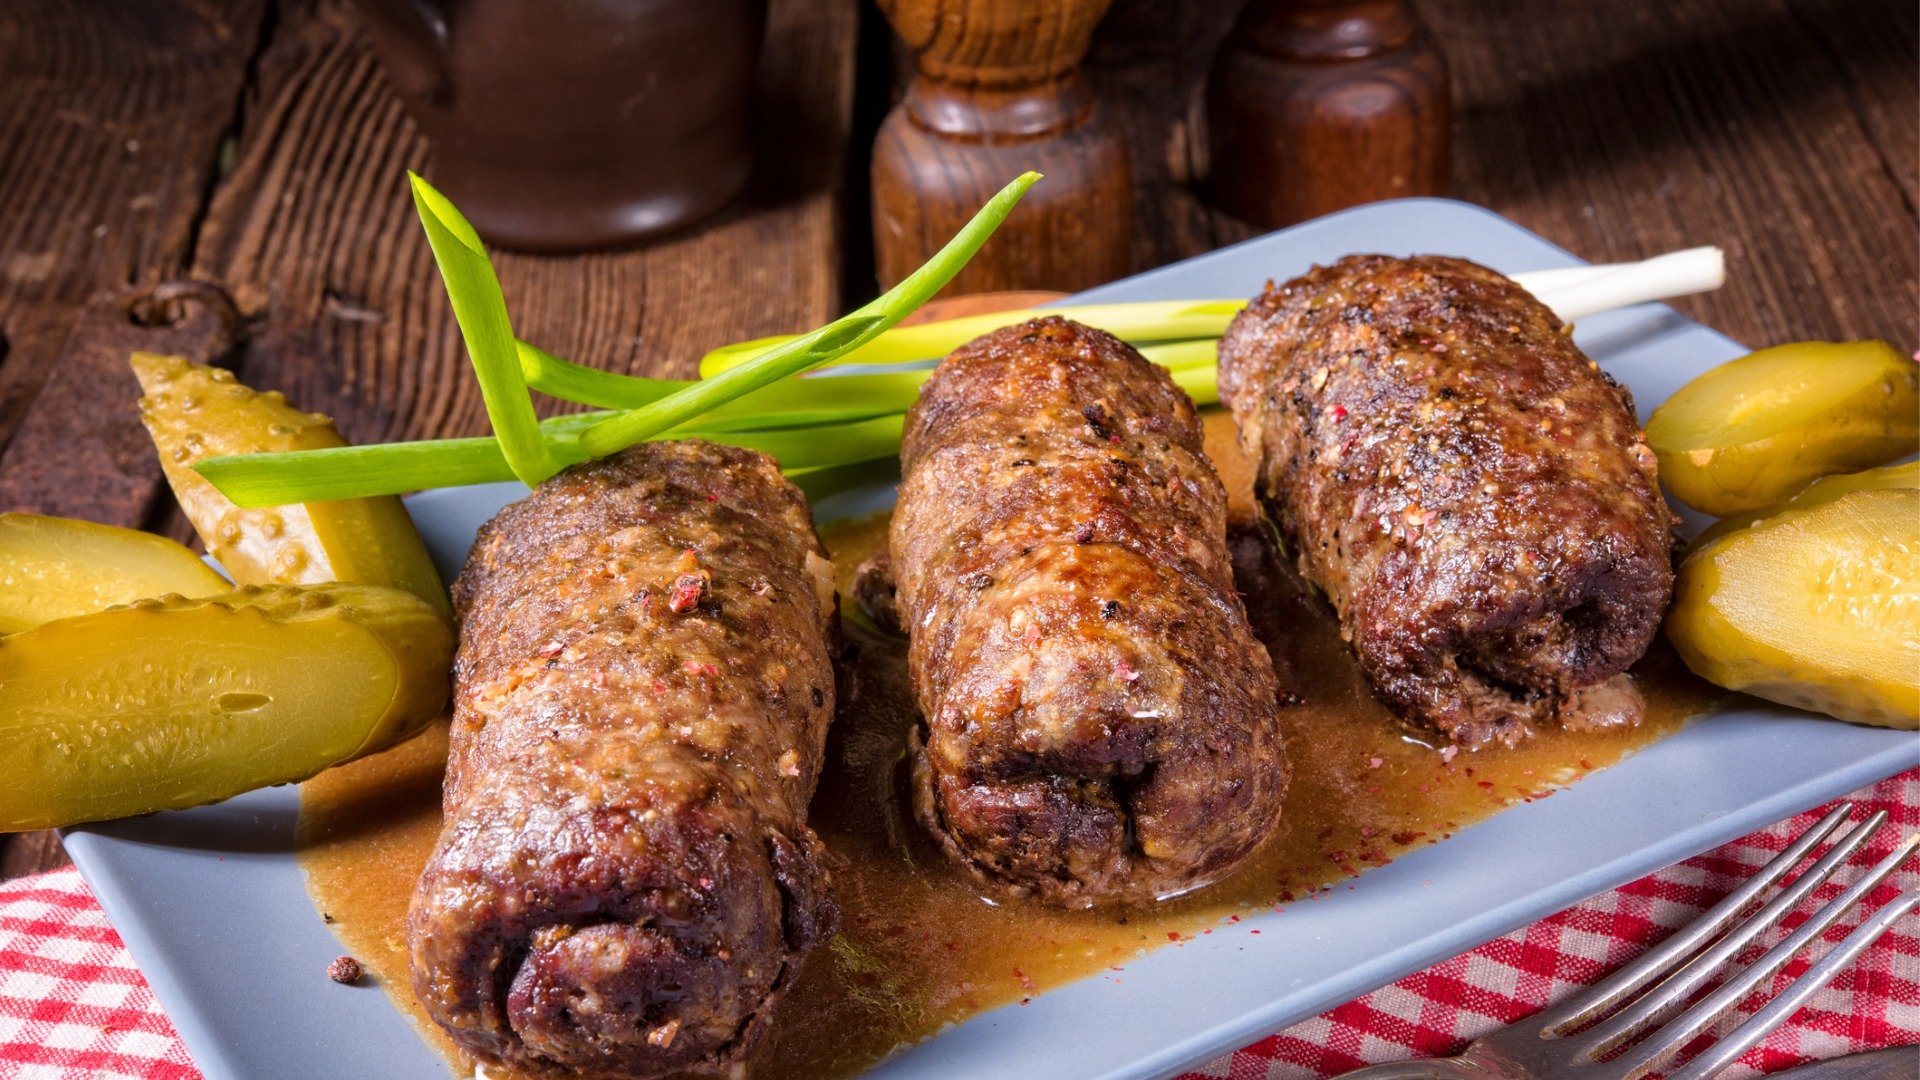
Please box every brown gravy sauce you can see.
[298,414,1726,1078]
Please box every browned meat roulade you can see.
[1217,254,1676,749]
[408,441,837,1078]
[892,317,1286,908]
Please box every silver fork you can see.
[1342,804,1920,1080]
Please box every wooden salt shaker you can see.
[1205,0,1450,228]
[871,0,1131,293]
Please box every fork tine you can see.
[1567,810,1888,1056]
[1531,803,1855,1035]
[1602,832,1920,1080]
[1663,888,1920,1080]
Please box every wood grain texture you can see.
[871,0,1133,293]
[0,0,265,456]
[0,282,241,526]
[1437,0,1918,348]
[1082,0,1916,347]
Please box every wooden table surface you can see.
[1,0,1914,880]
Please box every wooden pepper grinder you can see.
[1205,0,1450,228]
[872,0,1132,293]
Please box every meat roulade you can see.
[1217,254,1676,749]
[892,316,1286,909]
[408,441,837,1077]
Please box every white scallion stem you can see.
[1512,246,1725,322]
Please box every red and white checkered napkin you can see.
[2,771,1915,1080]
[0,869,197,1080]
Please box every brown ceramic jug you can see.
[353,0,766,252]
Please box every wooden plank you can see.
[0,282,241,524]
[1085,0,1918,346]
[186,0,858,452]
[0,0,266,452]
[1433,0,1918,347]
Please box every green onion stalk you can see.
[199,338,1223,507]
[573,173,1042,459]
[198,171,1243,509]
[199,172,1038,507]
[695,300,1244,378]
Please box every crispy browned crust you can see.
[892,317,1286,908]
[1217,254,1676,748]
[408,441,838,1078]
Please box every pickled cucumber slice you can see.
[0,513,228,633]
[132,353,452,623]
[1692,460,1919,551]
[1646,340,1918,516]
[0,583,453,831]
[1667,489,1918,728]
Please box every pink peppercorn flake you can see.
[668,572,708,613]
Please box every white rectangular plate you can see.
[62,198,1919,1080]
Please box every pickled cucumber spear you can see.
[0,513,228,633]
[134,353,453,623]
[1647,340,1919,516]
[1667,489,1919,729]
[0,583,452,831]
[1691,461,1919,551]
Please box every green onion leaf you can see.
[198,336,1220,506]
[197,411,609,505]
[410,172,558,485]
[200,436,538,504]
[517,341,681,410]
[1137,339,1217,371]
[576,172,1041,459]
[198,413,908,506]
[515,352,930,428]
[697,299,1244,378]
[723,414,904,470]
[1170,362,1219,407]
